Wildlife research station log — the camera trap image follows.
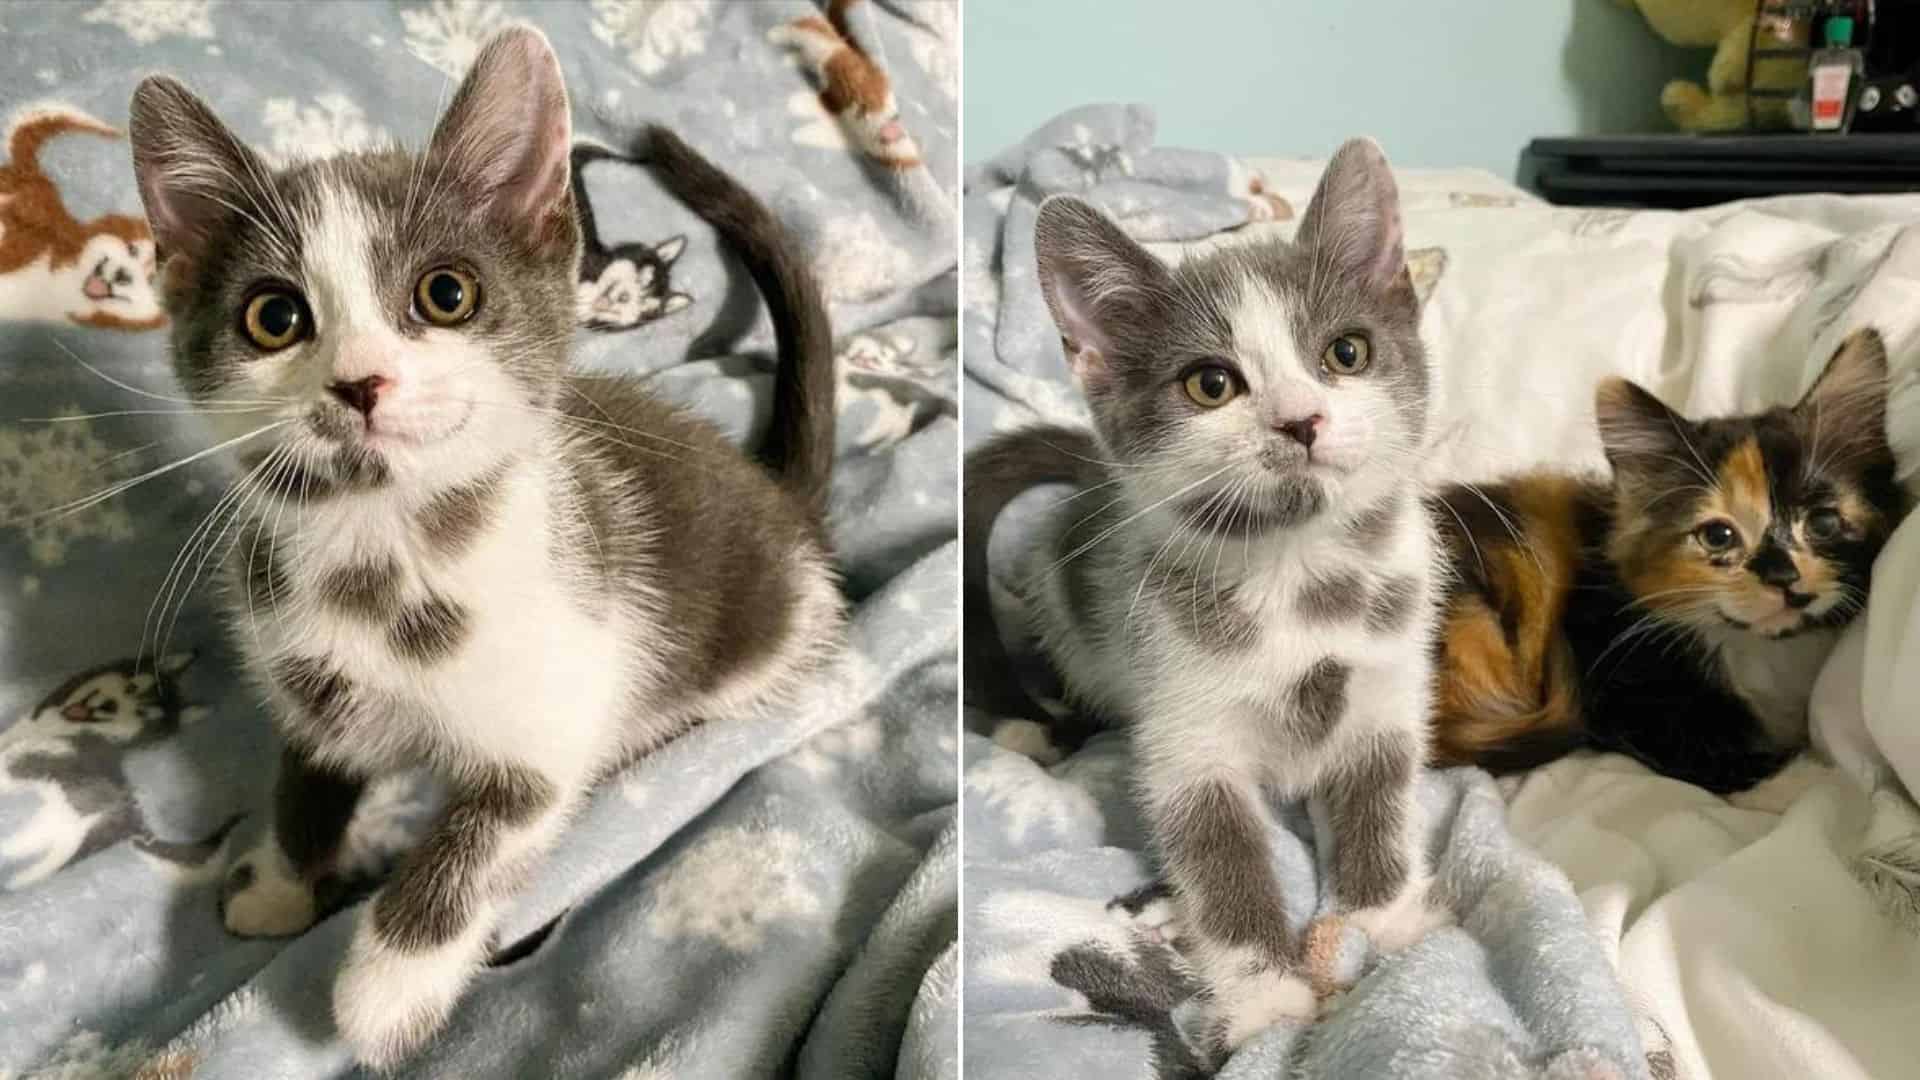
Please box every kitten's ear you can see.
[655,235,687,264]
[425,25,574,255]
[1595,376,1691,473]
[663,293,691,314]
[128,76,268,274]
[1296,137,1411,301]
[1794,327,1889,440]
[1033,194,1171,383]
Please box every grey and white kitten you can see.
[127,27,841,1067]
[967,140,1447,1055]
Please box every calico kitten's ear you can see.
[1794,327,1889,442]
[128,77,270,275]
[425,25,575,255]
[1595,376,1692,473]
[1296,138,1412,304]
[1033,194,1171,383]
[655,236,687,264]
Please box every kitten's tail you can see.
[7,107,119,172]
[638,126,836,520]
[964,425,1110,729]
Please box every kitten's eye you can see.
[1183,365,1238,408]
[1696,520,1740,552]
[1323,333,1372,375]
[1805,508,1844,541]
[414,267,480,326]
[241,289,308,351]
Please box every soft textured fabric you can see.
[0,2,958,1076]
[962,105,1646,1080]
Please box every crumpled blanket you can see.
[960,104,1644,1079]
[0,2,957,1077]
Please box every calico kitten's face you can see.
[1033,138,1427,533]
[127,28,580,493]
[1599,329,1902,639]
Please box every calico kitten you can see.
[127,26,839,1066]
[1431,329,1901,793]
[0,107,165,330]
[569,143,692,332]
[967,140,1447,1057]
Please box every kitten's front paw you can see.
[1345,875,1452,956]
[220,846,316,938]
[1194,964,1318,1060]
[333,918,478,1070]
[991,719,1063,765]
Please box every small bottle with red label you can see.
[1808,15,1865,133]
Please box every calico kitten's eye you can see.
[1183,365,1238,408]
[1323,333,1372,375]
[413,267,480,325]
[241,289,309,351]
[1805,508,1844,541]
[1696,519,1740,552]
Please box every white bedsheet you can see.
[1205,160,1920,1080]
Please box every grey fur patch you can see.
[1345,497,1401,554]
[272,656,353,728]
[419,466,509,558]
[1319,732,1417,909]
[1160,567,1259,650]
[238,521,291,611]
[1295,572,1367,624]
[1153,778,1295,963]
[1289,658,1349,744]
[372,762,555,952]
[387,595,471,663]
[1365,574,1419,634]
[315,556,401,620]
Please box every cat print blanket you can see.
[962,104,1645,1080]
[0,2,956,1077]
[968,104,1920,1080]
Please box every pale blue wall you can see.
[964,0,1699,178]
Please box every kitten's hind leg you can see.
[332,760,572,1069]
[222,745,364,938]
[1314,731,1449,962]
[1149,770,1316,1058]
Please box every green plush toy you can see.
[1617,0,1812,131]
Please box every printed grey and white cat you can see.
[127,26,840,1067]
[569,142,692,332]
[966,139,1448,1056]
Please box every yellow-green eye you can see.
[241,289,308,351]
[1696,519,1739,552]
[414,267,479,325]
[1183,365,1238,408]
[1323,333,1371,375]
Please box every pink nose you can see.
[1274,415,1323,448]
[329,375,387,418]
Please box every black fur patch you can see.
[273,745,365,876]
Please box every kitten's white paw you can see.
[221,844,316,938]
[333,914,485,1070]
[1346,876,1451,955]
[992,719,1062,765]
[1202,965,1318,1054]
